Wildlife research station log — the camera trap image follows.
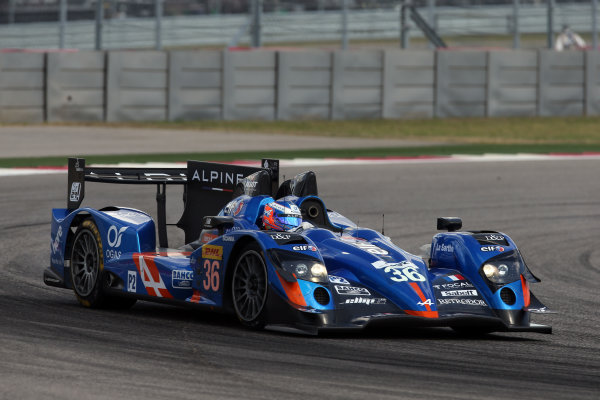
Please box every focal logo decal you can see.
[433,282,474,289]
[335,285,370,296]
[106,225,127,260]
[481,246,505,252]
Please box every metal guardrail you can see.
[0,4,595,50]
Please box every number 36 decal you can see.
[202,259,221,291]
[372,260,426,282]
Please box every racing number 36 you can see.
[373,261,426,282]
[202,259,220,291]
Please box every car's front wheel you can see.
[231,243,268,329]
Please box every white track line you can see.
[2,153,600,177]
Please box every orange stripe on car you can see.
[405,310,439,318]
[409,282,432,312]
[276,271,307,307]
[521,275,531,307]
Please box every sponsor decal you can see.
[127,270,137,292]
[222,235,235,242]
[440,289,478,297]
[343,238,389,255]
[344,297,387,305]
[234,201,244,216]
[105,225,127,260]
[443,274,464,282]
[270,233,292,240]
[335,285,370,296]
[200,231,219,244]
[201,260,221,291]
[372,260,426,282]
[328,275,350,285]
[172,269,193,289]
[484,234,505,241]
[202,245,223,260]
[438,298,487,306]
[435,243,454,253]
[292,245,317,252]
[481,245,505,252]
[417,299,434,307]
[134,255,173,298]
[69,182,81,202]
[51,225,63,254]
[433,282,474,289]
[191,169,245,185]
[107,225,127,248]
[244,181,258,189]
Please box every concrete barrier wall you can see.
[169,51,223,121]
[0,53,45,123]
[106,51,168,122]
[383,50,435,119]
[1,49,598,123]
[47,52,105,122]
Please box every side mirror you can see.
[437,217,462,232]
[203,216,234,235]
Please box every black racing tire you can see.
[231,243,268,329]
[70,219,136,309]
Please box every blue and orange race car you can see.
[44,158,552,334]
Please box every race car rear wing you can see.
[66,158,280,247]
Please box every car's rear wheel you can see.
[231,243,268,329]
[70,219,136,309]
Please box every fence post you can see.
[95,0,103,50]
[512,0,520,49]
[155,0,163,50]
[593,0,598,51]
[546,0,554,49]
[251,0,262,48]
[342,0,349,50]
[59,0,67,49]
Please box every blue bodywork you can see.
[46,191,551,334]
[45,159,552,335]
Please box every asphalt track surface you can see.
[1,160,599,400]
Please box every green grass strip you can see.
[3,143,600,168]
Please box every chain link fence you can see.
[0,0,597,50]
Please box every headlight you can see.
[268,249,328,283]
[479,250,523,286]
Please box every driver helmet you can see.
[262,201,302,231]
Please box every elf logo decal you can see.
[133,255,173,298]
[69,182,81,202]
[481,246,505,252]
[107,225,128,247]
[292,245,317,252]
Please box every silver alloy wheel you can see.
[232,250,268,322]
[71,230,100,297]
